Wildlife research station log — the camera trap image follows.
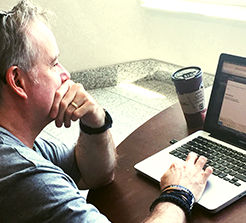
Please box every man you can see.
[0,1,212,222]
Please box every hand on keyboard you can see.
[160,152,213,202]
[170,136,246,187]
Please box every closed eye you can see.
[50,53,60,67]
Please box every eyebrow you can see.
[50,53,60,65]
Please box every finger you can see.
[186,152,198,164]
[55,98,73,127]
[63,91,87,127]
[194,155,207,169]
[71,102,87,122]
[63,101,78,128]
[71,101,79,109]
[50,82,70,119]
[63,101,85,127]
[203,166,213,179]
[55,84,80,127]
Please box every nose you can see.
[59,63,71,83]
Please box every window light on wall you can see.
[141,0,246,21]
[193,0,246,7]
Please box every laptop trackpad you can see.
[198,175,246,213]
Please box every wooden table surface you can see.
[87,102,246,223]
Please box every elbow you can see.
[77,170,115,190]
[93,169,115,189]
[97,153,117,187]
[105,169,115,185]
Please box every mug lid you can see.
[172,66,202,81]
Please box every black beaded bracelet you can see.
[162,185,195,209]
[80,110,113,135]
[150,185,195,222]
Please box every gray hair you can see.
[0,0,52,84]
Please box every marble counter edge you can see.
[71,59,215,90]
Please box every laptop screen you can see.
[204,54,246,149]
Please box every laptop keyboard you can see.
[169,136,246,187]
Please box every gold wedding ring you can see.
[71,101,79,109]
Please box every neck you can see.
[0,109,43,148]
[0,84,53,148]
[0,101,49,149]
[0,123,36,149]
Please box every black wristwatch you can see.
[79,110,113,135]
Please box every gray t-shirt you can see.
[0,127,110,223]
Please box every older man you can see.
[0,1,116,222]
[0,1,212,222]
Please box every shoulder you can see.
[34,137,70,162]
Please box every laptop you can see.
[134,53,246,213]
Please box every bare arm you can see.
[75,129,116,189]
[50,80,117,189]
[144,152,213,222]
[144,202,186,223]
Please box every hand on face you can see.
[160,152,213,202]
[50,80,105,128]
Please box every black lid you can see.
[172,66,202,81]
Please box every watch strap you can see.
[80,110,113,135]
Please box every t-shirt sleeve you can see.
[2,163,111,223]
[34,137,81,184]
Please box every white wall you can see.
[0,0,150,73]
[145,9,246,74]
[1,0,246,75]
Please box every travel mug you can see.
[172,66,206,128]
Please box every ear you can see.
[5,66,28,99]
